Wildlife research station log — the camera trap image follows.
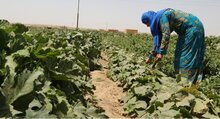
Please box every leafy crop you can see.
[0,20,106,118]
[102,35,220,118]
[1,19,219,118]
[102,31,220,110]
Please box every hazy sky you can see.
[0,0,219,36]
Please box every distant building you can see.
[99,29,106,31]
[108,29,119,33]
[125,29,138,34]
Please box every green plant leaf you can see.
[176,94,195,107]
[135,101,147,109]
[133,86,151,97]
[158,102,174,111]
[26,98,56,118]
[161,109,179,117]
[156,91,171,103]
[1,68,44,115]
[193,98,209,116]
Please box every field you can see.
[0,20,220,118]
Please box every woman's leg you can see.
[174,28,204,85]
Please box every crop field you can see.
[0,20,220,118]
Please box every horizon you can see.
[0,0,219,36]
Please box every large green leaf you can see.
[1,67,44,116]
[0,29,9,50]
[34,46,61,60]
[12,23,28,34]
[26,99,56,118]
[133,85,152,97]
[86,106,108,118]
[157,102,174,111]
[176,94,195,107]
[122,92,134,103]
[203,112,219,119]
[179,107,192,118]
[135,101,147,109]
[160,109,179,117]
[0,91,10,117]
[193,98,209,116]
[123,96,137,113]
[9,34,28,53]
[156,91,171,103]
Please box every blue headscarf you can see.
[141,8,168,54]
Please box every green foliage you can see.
[0,21,106,118]
[102,36,220,118]
[11,23,28,34]
[103,32,177,77]
[1,19,219,118]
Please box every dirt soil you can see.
[90,54,127,118]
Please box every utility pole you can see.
[76,0,80,30]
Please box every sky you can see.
[0,0,219,36]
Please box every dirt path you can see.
[90,54,126,118]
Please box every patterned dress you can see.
[158,9,205,84]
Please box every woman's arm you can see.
[146,11,171,64]
[159,14,171,55]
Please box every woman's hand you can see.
[146,54,154,64]
[146,53,163,64]
[156,54,163,59]
[146,57,153,64]
[150,54,163,68]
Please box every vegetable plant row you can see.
[102,33,220,118]
[0,20,106,118]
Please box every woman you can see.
[141,8,205,85]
